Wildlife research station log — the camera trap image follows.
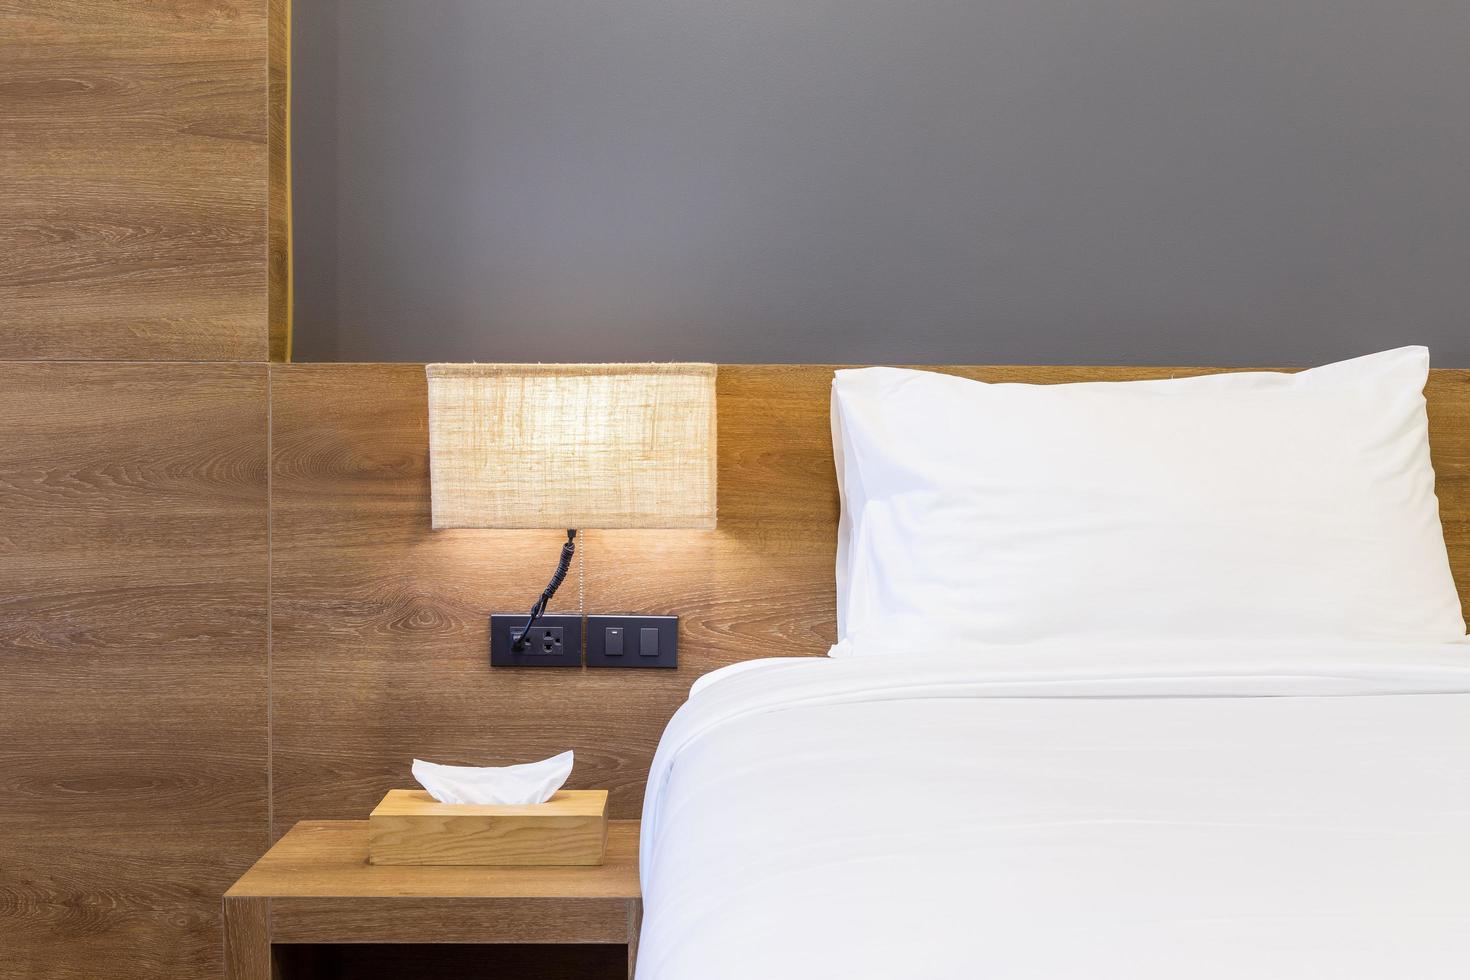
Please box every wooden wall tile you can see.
[0,363,269,978]
[0,1,271,360]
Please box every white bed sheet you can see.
[637,641,1470,979]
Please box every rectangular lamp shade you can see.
[426,363,717,529]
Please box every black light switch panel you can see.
[490,613,582,667]
[586,615,678,669]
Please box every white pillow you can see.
[831,347,1465,650]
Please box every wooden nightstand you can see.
[223,819,642,979]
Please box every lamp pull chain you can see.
[510,529,577,651]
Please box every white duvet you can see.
[636,641,1470,979]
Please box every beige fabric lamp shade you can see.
[426,363,717,529]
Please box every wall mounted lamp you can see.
[425,363,717,653]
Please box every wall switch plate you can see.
[586,615,677,669]
[490,613,582,667]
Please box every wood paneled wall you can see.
[0,366,270,977]
[0,0,283,361]
[269,363,1470,833]
[0,2,285,976]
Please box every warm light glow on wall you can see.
[425,363,717,529]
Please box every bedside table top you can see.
[222,819,644,972]
[225,818,641,899]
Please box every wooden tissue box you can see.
[368,789,609,866]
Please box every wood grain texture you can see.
[0,363,270,979]
[268,0,291,361]
[0,1,270,361]
[272,899,634,945]
[270,363,1470,838]
[369,790,609,867]
[235,816,637,899]
[1425,369,1470,623]
[229,820,640,900]
[0,832,250,980]
[222,896,270,980]
[227,819,638,947]
[628,899,642,979]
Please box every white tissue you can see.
[411,751,573,805]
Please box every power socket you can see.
[515,625,564,656]
[489,613,581,667]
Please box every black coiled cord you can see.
[511,529,577,651]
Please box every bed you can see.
[639,642,1470,978]
[634,348,1470,978]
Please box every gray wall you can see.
[292,1,1470,365]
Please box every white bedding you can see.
[637,641,1470,978]
[830,350,1465,647]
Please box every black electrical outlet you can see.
[489,613,582,667]
[586,614,678,669]
[520,625,565,656]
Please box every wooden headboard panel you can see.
[269,364,1470,828]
